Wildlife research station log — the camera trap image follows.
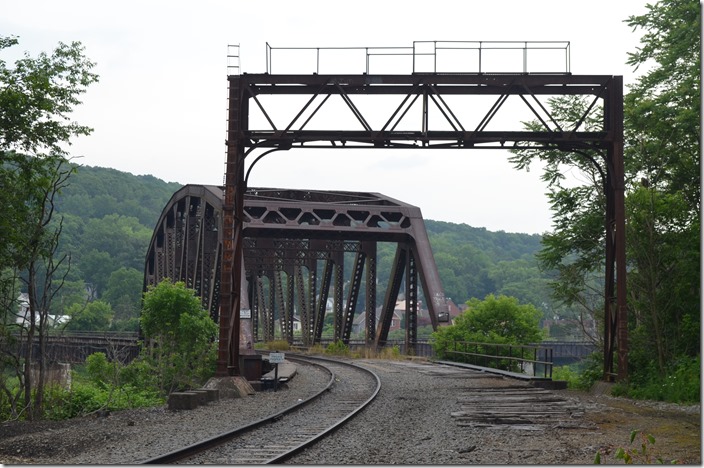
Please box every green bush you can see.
[42,381,164,420]
[85,352,114,388]
[620,356,700,404]
[552,364,582,388]
[431,294,543,361]
[120,357,159,390]
[325,340,350,356]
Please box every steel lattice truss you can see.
[144,185,449,351]
[220,72,626,381]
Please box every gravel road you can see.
[0,357,699,465]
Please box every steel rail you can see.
[139,354,380,464]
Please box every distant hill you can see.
[52,164,576,337]
[57,164,182,228]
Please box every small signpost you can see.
[269,352,285,391]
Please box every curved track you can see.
[140,355,380,464]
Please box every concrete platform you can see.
[260,359,297,390]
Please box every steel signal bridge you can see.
[218,41,625,381]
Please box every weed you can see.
[594,430,681,464]
[325,340,350,356]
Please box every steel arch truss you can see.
[222,72,626,380]
[145,185,450,351]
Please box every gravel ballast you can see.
[0,357,699,465]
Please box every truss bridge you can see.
[145,185,451,352]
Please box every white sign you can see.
[240,308,251,319]
[269,352,285,364]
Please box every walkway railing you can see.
[446,341,553,378]
[258,41,570,76]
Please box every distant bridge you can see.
[144,185,452,354]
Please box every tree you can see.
[508,0,700,385]
[0,154,74,420]
[103,267,143,324]
[0,35,98,420]
[0,36,98,156]
[65,300,113,332]
[431,294,543,359]
[508,95,608,352]
[621,0,700,381]
[140,279,218,393]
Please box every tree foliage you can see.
[140,279,218,392]
[508,0,700,388]
[0,36,98,157]
[431,294,543,359]
[0,35,98,420]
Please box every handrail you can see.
[446,340,554,378]
[261,40,570,75]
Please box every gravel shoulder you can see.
[0,357,699,465]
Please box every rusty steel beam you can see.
[363,241,377,347]
[222,72,626,380]
[377,245,407,349]
[405,249,418,348]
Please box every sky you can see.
[1,0,650,234]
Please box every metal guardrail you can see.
[227,44,240,74]
[446,341,553,378]
[258,40,570,76]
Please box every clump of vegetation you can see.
[264,340,291,351]
[140,279,218,393]
[611,356,700,404]
[594,430,680,464]
[39,353,164,420]
[430,294,543,368]
[552,352,605,391]
[378,345,402,360]
[325,340,350,356]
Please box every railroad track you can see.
[140,355,380,464]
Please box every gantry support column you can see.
[217,75,246,377]
[604,75,628,381]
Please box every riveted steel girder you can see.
[146,184,451,372]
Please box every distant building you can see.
[14,293,68,328]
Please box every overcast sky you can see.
[2,0,650,234]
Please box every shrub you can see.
[431,294,543,360]
[325,340,350,356]
[616,355,700,404]
[266,340,291,351]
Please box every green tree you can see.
[0,35,98,420]
[102,267,143,324]
[0,36,98,155]
[508,0,700,387]
[624,0,700,210]
[65,300,113,331]
[140,279,218,393]
[431,294,543,359]
[622,0,700,383]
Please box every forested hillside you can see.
[52,165,182,331]
[52,164,573,336]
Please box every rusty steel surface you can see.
[222,68,626,380]
[144,185,451,365]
